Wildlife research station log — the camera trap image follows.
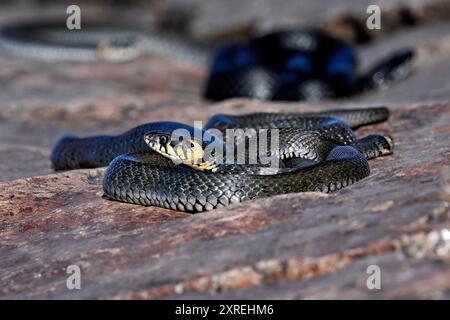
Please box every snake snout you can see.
[143,129,223,171]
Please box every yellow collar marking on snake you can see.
[145,134,220,172]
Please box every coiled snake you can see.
[0,19,396,212]
[51,107,393,213]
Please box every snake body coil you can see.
[52,107,393,213]
[204,30,414,101]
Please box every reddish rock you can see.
[1,2,450,300]
[1,103,449,299]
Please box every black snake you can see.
[51,107,393,213]
[204,30,414,101]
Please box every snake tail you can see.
[363,49,414,90]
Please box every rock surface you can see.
[0,3,450,299]
[1,102,449,299]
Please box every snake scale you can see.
[51,107,393,213]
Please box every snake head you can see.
[97,35,142,62]
[144,124,224,172]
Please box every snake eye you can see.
[159,135,169,145]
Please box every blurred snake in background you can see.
[0,18,414,101]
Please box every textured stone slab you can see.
[1,103,448,299]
